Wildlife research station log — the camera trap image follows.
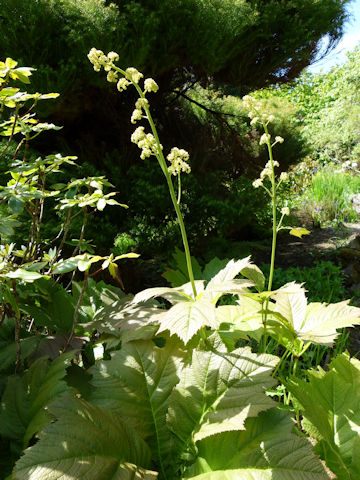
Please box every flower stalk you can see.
[88,49,197,298]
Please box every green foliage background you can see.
[0,0,352,255]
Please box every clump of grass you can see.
[299,164,360,226]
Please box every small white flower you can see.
[281,207,290,216]
[280,172,288,181]
[250,117,259,126]
[275,136,284,144]
[88,47,107,72]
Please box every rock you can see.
[339,247,360,261]
[352,194,360,216]
[349,234,360,249]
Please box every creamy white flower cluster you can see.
[130,98,148,124]
[88,48,159,95]
[131,126,161,160]
[252,161,288,189]
[167,148,191,176]
[242,95,275,126]
[88,48,119,73]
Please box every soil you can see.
[252,222,360,269]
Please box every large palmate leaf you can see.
[203,257,254,302]
[216,296,264,344]
[184,409,329,479]
[271,282,360,347]
[167,343,278,464]
[156,298,217,344]
[287,354,360,480]
[0,352,75,450]
[133,281,205,304]
[88,295,161,344]
[13,396,157,480]
[89,340,185,471]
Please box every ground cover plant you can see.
[1,51,360,480]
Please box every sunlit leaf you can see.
[289,227,311,238]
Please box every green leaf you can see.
[20,284,74,333]
[52,257,80,274]
[157,298,217,344]
[289,227,311,238]
[89,340,184,471]
[10,70,31,84]
[8,195,24,214]
[240,264,265,292]
[133,283,202,304]
[0,334,40,373]
[216,299,264,342]
[168,344,278,462]
[4,269,43,282]
[89,296,161,342]
[6,58,18,69]
[202,258,229,283]
[0,352,75,449]
[184,409,329,479]
[272,283,360,346]
[0,87,19,97]
[287,353,360,480]
[205,257,253,302]
[13,396,157,480]
[162,248,203,287]
[114,253,140,260]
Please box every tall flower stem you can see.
[261,123,277,353]
[129,78,198,298]
[264,123,277,293]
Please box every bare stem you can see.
[65,272,88,350]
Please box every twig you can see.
[65,271,88,351]
[12,281,22,373]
